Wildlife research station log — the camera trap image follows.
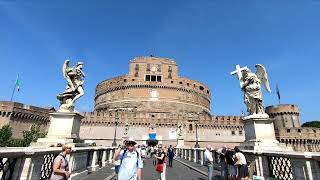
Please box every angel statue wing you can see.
[255,64,271,93]
[62,59,70,79]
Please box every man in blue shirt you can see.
[113,138,143,180]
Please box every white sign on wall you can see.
[168,130,177,140]
[150,90,159,101]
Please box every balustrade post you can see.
[193,149,197,163]
[102,149,107,167]
[200,149,204,165]
[89,149,99,172]
[291,156,320,180]
[108,149,114,163]
[12,157,33,180]
[188,149,192,161]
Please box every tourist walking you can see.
[155,146,166,180]
[225,148,237,180]
[167,145,175,167]
[234,147,249,180]
[51,144,72,180]
[219,147,228,180]
[204,145,214,180]
[113,138,143,180]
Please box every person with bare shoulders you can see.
[51,144,72,180]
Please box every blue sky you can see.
[0,1,320,123]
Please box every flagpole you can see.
[10,82,16,101]
[10,75,18,101]
[276,84,281,105]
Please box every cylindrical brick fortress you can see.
[94,57,211,114]
[266,104,300,129]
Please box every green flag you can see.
[15,75,20,91]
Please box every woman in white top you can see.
[234,147,249,180]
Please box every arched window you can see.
[189,124,193,131]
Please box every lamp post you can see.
[111,110,119,147]
[194,123,200,148]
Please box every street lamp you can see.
[110,107,137,147]
[194,123,200,148]
[111,110,119,147]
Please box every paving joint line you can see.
[174,158,208,177]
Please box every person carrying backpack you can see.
[113,138,143,180]
[225,148,237,180]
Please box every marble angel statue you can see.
[57,59,85,112]
[231,64,271,117]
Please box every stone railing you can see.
[175,148,320,180]
[0,146,116,180]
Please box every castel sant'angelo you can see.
[1,56,319,151]
[80,56,245,148]
[78,56,320,151]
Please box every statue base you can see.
[34,112,85,147]
[239,115,290,152]
[176,139,184,148]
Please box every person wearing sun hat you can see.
[113,137,143,180]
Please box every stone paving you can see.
[80,163,115,180]
[82,158,221,180]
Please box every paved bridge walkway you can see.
[82,158,221,180]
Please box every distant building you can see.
[80,56,245,148]
[0,101,54,138]
[266,104,320,152]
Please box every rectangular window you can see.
[135,72,139,77]
[135,64,139,70]
[168,66,172,72]
[231,131,235,135]
[147,64,151,71]
[145,75,151,81]
[168,72,172,79]
[157,76,162,82]
[157,64,161,72]
[151,75,156,82]
[239,131,243,135]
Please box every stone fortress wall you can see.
[79,111,244,148]
[0,101,52,138]
[266,104,320,152]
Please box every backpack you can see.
[115,149,139,174]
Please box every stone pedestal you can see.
[176,139,184,148]
[239,115,286,151]
[35,112,84,147]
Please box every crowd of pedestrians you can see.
[112,137,176,180]
[203,145,249,180]
[49,139,250,180]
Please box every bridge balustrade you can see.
[175,148,320,180]
[0,146,116,180]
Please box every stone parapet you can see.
[176,147,320,180]
[0,146,116,180]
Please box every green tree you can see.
[7,138,25,147]
[0,125,13,147]
[302,121,320,128]
[22,124,47,146]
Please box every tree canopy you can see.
[301,121,320,128]
[0,124,46,147]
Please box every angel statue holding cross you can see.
[231,64,271,117]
